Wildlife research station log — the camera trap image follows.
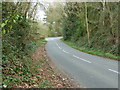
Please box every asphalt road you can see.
[45,37,119,88]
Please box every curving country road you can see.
[45,37,119,88]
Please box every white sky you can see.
[34,1,48,22]
[35,9,46,22]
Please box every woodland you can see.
[46,2,119,59]
[1,1,119,88]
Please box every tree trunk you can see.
[29,3,38,19]
[85,2,90,44]
[102,0,105,26]
[24,2,31,19]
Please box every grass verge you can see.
[61,39,120,61]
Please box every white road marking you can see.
[63,49,69,54]
[73,55,79,59]
[58,46,62,49]
[108,69,120,74]
[56,42,62,49]
[56,42,91,64]
[73,55,91,63]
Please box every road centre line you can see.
[63,49,69,54]
[56,42,92,64]
[73,55,79,59]
[108,69,120,74]
[73,55,92,63]
[58,46,62,49]
[56,42,62,49]
[56,42,70,54]
[62,48,91,64]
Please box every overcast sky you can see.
[10,0,118,22]
[35,0,62,22]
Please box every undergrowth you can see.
[61,39,120,60]
[2,38,51,88]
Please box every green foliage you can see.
[62,39,120,60]
[62,2,119,58]
[2,37,47,87]
[2,2,50,88]
[45,3,64,37]
[29,22,48,38]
